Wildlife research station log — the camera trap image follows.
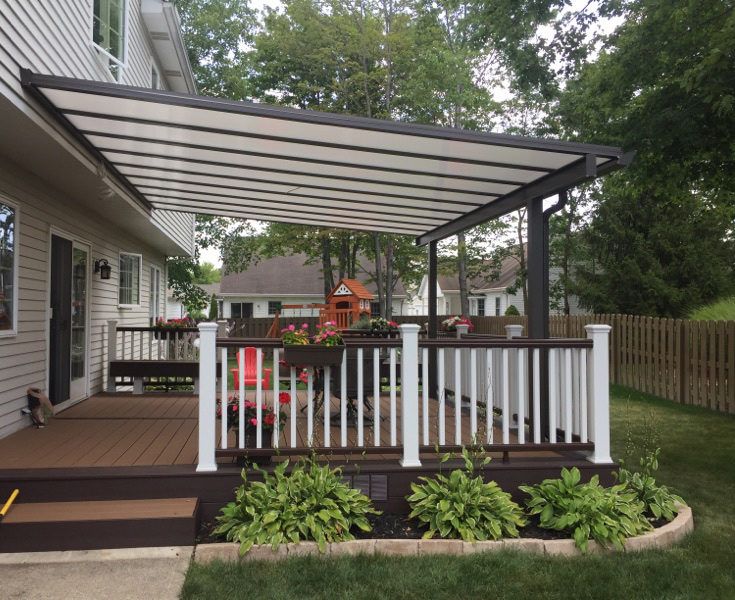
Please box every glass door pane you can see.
[70,245,88,397]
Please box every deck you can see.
[0,391,559,469]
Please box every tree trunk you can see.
[385,236,394,318]
[517,209,528,313]
[338,234,349,280]
[322,236,335,297]
[373,232,383,315]
[350,237,358,279]
[457,231,469,316]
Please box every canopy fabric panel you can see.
[22,71,628,243]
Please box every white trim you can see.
[90,0,129,82]
[0,193,19,338]
[118,251,143,308]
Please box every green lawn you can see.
[689,297,735,320]
[182,385,735,600]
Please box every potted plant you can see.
[154,317,195,339]
[216,392,291,458]
[349,316,399,337]
[282,322,345,366]
[441,315,474,333]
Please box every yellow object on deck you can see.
[0,488,19,519]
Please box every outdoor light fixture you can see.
[94,259,111,280]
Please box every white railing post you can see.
[505,324,523,431]
[196,322,219,472]
[400,324,421,467]
[106,320,117,393]
[586,324,612,464]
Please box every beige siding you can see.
[0,159,167,437]
[0,0,195,255]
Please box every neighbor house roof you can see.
[436,253,521,293]
[220,254,406,297]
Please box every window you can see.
[268,301,282,315]
[0,200,17,336]
[370,301,381,317]
[476,298,485,316]
[93,0,127,79]
[150,63,160,89]
[495,297,501,316]
[230,302,252,318]
[119,252,141,307]
[149,266,161,319]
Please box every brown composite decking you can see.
[0,392,557,470]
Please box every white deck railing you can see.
[196,323,611,472]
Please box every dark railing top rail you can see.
[215,337,403,349]
[117,326,200,333]
[420,338,593,349]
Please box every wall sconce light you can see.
[94,259,112,280]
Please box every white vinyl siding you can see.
[118,252,141,307]
[0,160,166,438]
[0,0,195,254]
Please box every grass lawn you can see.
[182,385,735,600]
[689,297,735,320]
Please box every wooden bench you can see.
[109,360,219,394]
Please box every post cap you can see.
[198,322,220,331]
[584,324,612,333]
[399,323,422,332]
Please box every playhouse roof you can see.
[327,279,374,301]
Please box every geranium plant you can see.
[155,317,195,329]
[441,315,474,332]
[281,323,310,345]
[313,321,343,346]
[217,392,291,432]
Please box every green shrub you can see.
[213,459,379,554]
[618,448,684,521]
[520,467,651,552]
[407,449,526,541]
[504,305,520,316]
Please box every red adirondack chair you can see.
[231,347,272,389]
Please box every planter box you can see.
[282,344,344,366]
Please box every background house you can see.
[166,282,221,319]
[408,254,586,316]
[219,254,410,318]
[0,0,196,437]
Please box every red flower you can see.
[250,418,258,426]
[279,391,291,404]
[264,413,276,426]
[232,404,238,412]
[244,400,256,409]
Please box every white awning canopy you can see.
[22,70,630,244]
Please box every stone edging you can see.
[195,505,693,563]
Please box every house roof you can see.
[327,279,374,301]
[435,253,521,293]
[167,282,220,299]
[220,254,406,297]
[21,71,629,245]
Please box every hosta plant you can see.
[407,449,526,541]
[213,458,379,554]
[520,467,652,552]
[618,448,684,521]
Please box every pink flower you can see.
[244,401,256,409]
[279,391,291,404]
[288,324,295,331]
[264,413,276,426]
[232,404,238,412]
[302,323,309,329]
[250,418,258,426]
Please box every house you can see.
[0,0,196,438]
[166,282,221,318]
[409,254,586,316]
[219,254,410,318]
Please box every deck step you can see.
[0,497,199,552]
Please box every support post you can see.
[106,320,117,393]
[197,322,219,472]
[427,240,438,398]
[400,323,422,467]
[586,324,612,464]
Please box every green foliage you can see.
[504,305,520,316]
[689,297,735,321]
[213,458,379,554]
[207,294,218,321]
[166,257,209,313]
[407,448,525,541]
[618,448,684,522]
[194,262,221,284]
[520,467,651,552]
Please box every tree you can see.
[208,293,219,321]
[194,262,222,284]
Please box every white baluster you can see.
[549,349,558,443]
[273,348,280,449]
[470,348,477,439]
[357,348,364,447]
[502,348,509,444]
[239,348,246,449]
[290,367,297,448]
[255,348,262,449]
[307,368,314,445]
[564,348,573,443]
[399,324,421,467]
[220,347,227,450]
[422,347,429,446]
[580,348,588,443]
[438,348,445,445]
[517,348,526,444]
[324,365,331,447]
[373,347,380,447]
[340,349,347,447]
[485,348,493,444]
[106,320,117,393]
[532,348,541,444]
[454,347,462,445]
[390,347,397,446]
